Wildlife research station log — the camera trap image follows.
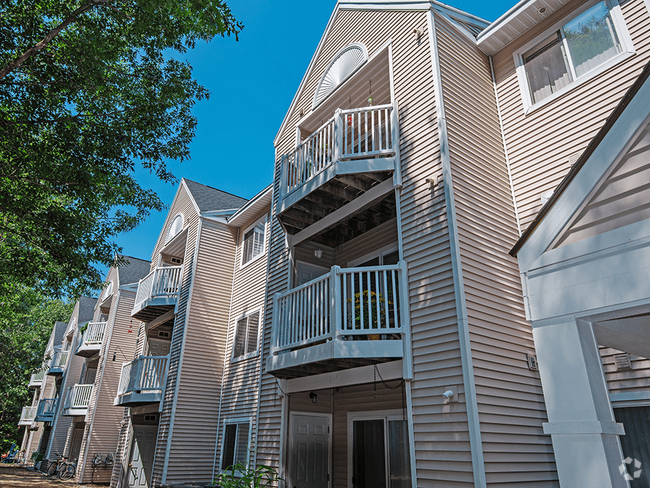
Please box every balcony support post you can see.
[270,293,281,355]
[280,156,288,199]
[398,260,413,380]
[391,99,402,188]
[329,266,341,341]
[333,109,343,163]
[134,356,143,392]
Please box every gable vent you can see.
[312,43,368,109]
[158,331,170,339]
[614,353,632,371]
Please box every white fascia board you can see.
[180,178,202,216]
[476,0,538,45]
[148,180,189,263]
[517,77,650,273]
[227,185,273,227]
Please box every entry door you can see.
[148,339,170,356]
[128,426,157,488]
[70,425,84,460]
[289,414,330,488]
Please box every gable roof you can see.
[77,296,97,323]
[116,255,151,286]
[510,60,650,258]
[182,178,247,213]
[52,321,67,347]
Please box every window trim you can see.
[230,308,262,362]
[239,216,268,269]
[346,409,410,488]
[219,417,253,473]
[514,0,635,114]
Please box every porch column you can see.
[532,316,628,488]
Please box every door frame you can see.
[346,409,409,488]
[288,411,332,488]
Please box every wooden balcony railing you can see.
[133,266,183,315]
[63,384,93,414]
[280,102,398,198]
[18,406,37,426]
[35,398,58,421]
[29,369,46,387]
[117,356,168,398]
[271,262,406,356]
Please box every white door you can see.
[128,426,157,488]
[148,339,170,356]
[289,414,330,488]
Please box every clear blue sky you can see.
[113,0,516,267]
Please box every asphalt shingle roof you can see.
[117,255,151,286]
[52,321,67,345]
[77,296,97,323]
[183,178,248,213]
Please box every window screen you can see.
[221,422,250,470]
[242,221,265,264]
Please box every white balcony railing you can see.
[35,398,58,421]
[133,266,183,312]
[47,351,69,373]
[63,384,93,413]
[281,102,397,197]
[117,356,168,397]
[29,369,46,387]
[18,406,37,426]
[271,262,406,356]
[80,321,107,346]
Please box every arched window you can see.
[103,281,113,299]
[312,43,368,108]
[165,214,184,244]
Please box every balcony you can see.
[131,266,182,322]
[75,321,107,357]
[114,356,168,406]
[18,406,37,426]
[34,398,58,422]
[46,351,69,375]
[267,262,408,379]
[61,384,93,416]
[277,102,400,237]
[28,369,46,388]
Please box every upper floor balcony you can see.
[61,384,93,417]
[46,351,69,375]
[114,355,168,407]
[277,102,400,236]
[18,406,37,426]
[267,262,408,379]
[132,266,182,322]
[34,398,58,422]
[75,321,107,357]
[28,369,46,388]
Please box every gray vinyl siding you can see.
[152,185,200,486]
[164,217,237,484]
[556,121,650,247]
[601,347,650,398]
[492,0,650,232]
[215,208,270,474]
[436,14,558,486]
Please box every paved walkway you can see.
[0,464,97,487]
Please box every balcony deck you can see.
[61,384,93,416]
[18,406,37,426]
[114,355,168,406]
[277,102,401,237]
[131,266,182,322]
[28,369,45,388]
[34,398,58,422]
[267,262,409,379]
[75,322,107,357]
[46,351,69,375]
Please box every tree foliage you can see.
[0,286,73,453]
[0,0,242,297]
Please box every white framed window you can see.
[165,214,184,244]
[103,280,113,299]
[241,217,266,267]
[347,410,411,488]
[514,0,634,112]
[232,309,261,361]
[220,418,252,472]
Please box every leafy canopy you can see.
[0,0,242,298]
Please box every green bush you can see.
[213,463,284,488]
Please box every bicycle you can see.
[58,458,77,480]
[45,453,64,477]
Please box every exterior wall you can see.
[77,286,139,484]
[602,347,650,399]
[492,0,650,231]
[152,184,200,486]
[163,217,237,484]
[436,13,557,486]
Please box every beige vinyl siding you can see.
[601,347,650,397]
[78,288,139,484]
[492,0,650,232]
[164,217,237,484]
[556,121,650,247]
[216,209,270,474]
[152,185,200,485]
[335,218,398,266]
[436,14,558,487]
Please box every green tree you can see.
[0,0,242,298]
[0,287,73,453]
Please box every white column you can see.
[532,316,629,488]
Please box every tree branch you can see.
[0,0,106,81]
